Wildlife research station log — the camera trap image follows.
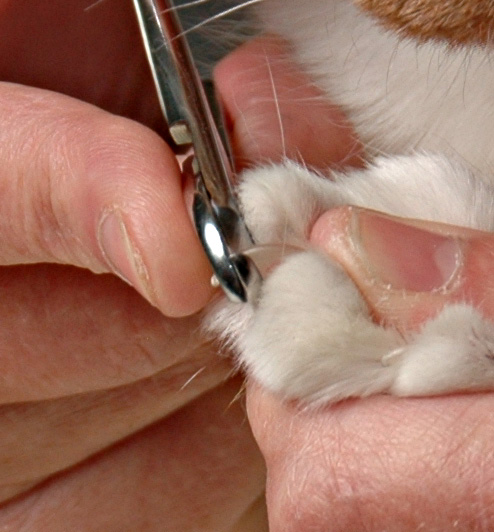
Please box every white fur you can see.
[206,157,494,402]
[207,1,494,403]
[258,0,494,176]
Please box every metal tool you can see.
[133,0,263,303]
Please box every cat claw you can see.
[381,347,405,366]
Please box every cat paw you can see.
[208,154,494,404]
[238,161,333,245]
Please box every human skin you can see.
[1,2,494,531]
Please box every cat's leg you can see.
[239,153,494,243]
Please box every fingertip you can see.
[98,207,215,318]
[153,239,216,318]
[309,206,354,250]
[309,207,465,330]
[215,36,362,169]
[245,381,293,457]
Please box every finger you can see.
[247,384,494,532]
[215,36,362,169]
[0,265,219,404]
[310,206,494,331]
[0,362,234,503]
[0,381,266,530]
[0,83,212,316]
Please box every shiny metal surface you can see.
[133,0,260,303]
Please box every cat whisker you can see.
[180,366,206,390]
[162,0,212,12]
[225,382,247,412]
[168,0,263,39]
[83,0,108,11]
[264,54,287,158]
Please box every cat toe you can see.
[239,251,403,403]
[238,161,330,244]
[391,304,494,396]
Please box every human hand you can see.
[223,37,494,532]
[0,2,267,529]
[8,2,488,529]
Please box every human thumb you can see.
[310,206,494,332]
